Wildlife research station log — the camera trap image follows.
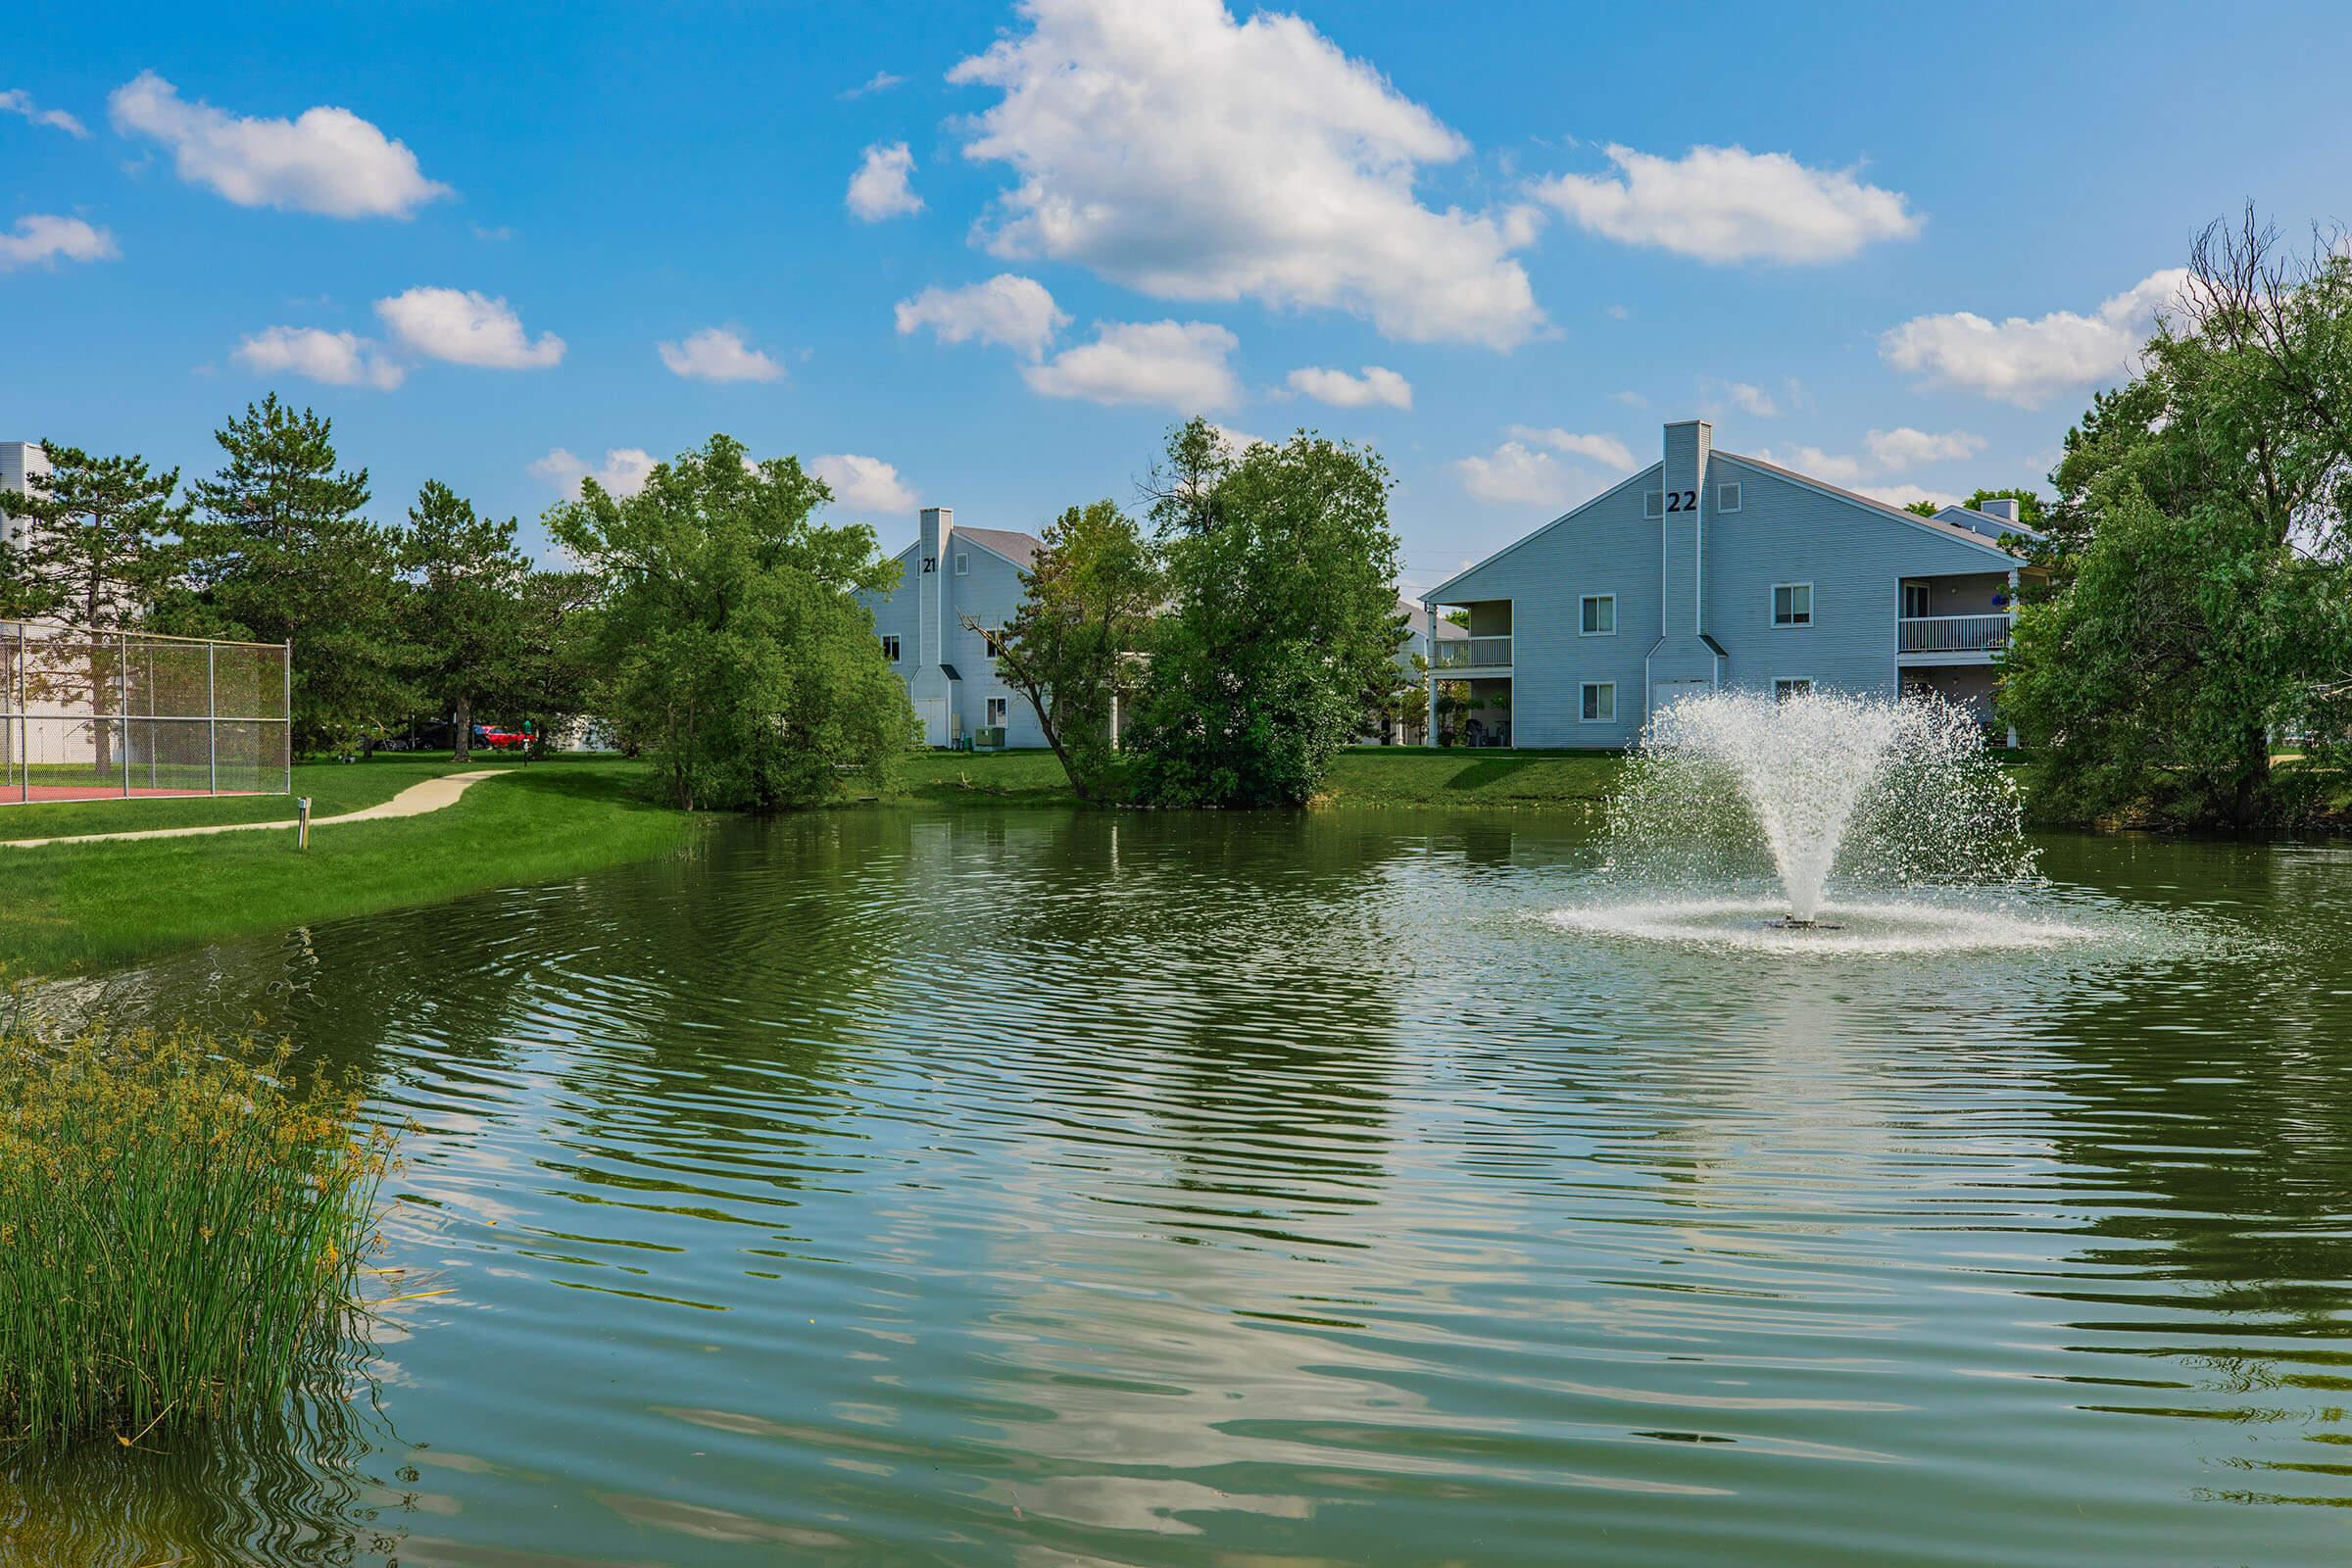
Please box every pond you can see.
[9,808,2352,1566]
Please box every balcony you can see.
[1433,635,1513,670]
[1898,613,2010,656]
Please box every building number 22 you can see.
[1663,489,1699,513]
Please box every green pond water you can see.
[8,808,2352,1566]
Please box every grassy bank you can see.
[887,746,1627,810]
[0,1030,390,1446]
[0,755,699,973]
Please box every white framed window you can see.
[1774,677,1814,702]
[955,552,970,575]
[880,634,902,662]
[1716,481,1742,514]
[1772,582,1813,627]
[1581,681,1616,723]
[1901,581,1931,618]
[1580,594,1616,636]
[985,696,1008,727]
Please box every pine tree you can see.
[176,395,409,753]
[403,480,528,763]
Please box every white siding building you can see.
[858,507,1049,749]
[1424,419,2034,749]
[0,442,49,554]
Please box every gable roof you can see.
[955,526,1042,571]
[1712,450,2026,562]
[1428,463,1665,602]
[1397,595,1468,639]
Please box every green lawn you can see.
[0,755,700,974]
[885,745,1627,810]
[0,752,514,842]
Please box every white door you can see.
[915,697,950,747]
[1649,678,1711,717]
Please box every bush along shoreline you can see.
[0,1026,399,1448]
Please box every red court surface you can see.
[4,785,270,804]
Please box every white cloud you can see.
[0,89,87,137]
[1456,441,1584,508]
[108,71,449,219]
[846,141,922,220]
[1878,269,2186,408]
[1286,365,1411,411]
[375,287,564,369]
[657,326,783,383]
[0,214,118,271]
[1606,303,1630,320]
[1862,483,1965,513]
[894,273,1067,359]
[1611,389,1648,409]
[811,453,917,516]
[1711,379,1780,417]
[531,447,657,499]
[949,0,1542,349]
[840,71,906,100]
[232,325,403,390]
[1534,143,1920,265]
[1864,425,1984,469]
[1754,443,1867,486]
[1501,425,1635,469]
[1021,319,1242,410]
[1210,422,1271,451]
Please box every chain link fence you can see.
[1,622,290,804]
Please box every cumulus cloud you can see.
[1501,424,1635,469]
[1286,365,1411,411]
[1534,143,1920,265]
[232,325,403,390]
[375,287,564,369]
[0,214,118,271]
[657,326,783,383]
[812,453,917,516]
[1877,269,2186,408]
[1705,378,1780,417]
[894,273,1067,359]
[108,71,449,219]
[846,141,922,220]
[949,0,1542,349]
[1862,483,1966,513]
[1864,425,1984,469]
[1755,426,1984,493]
[1456,441,1583,508]
[531,447,657,499]
[0,89,87,137]
[1021,319,1242,410]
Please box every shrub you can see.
[0,1028,394,1446]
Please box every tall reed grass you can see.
[0,1027,394,1446]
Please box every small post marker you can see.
[296,796,313,851]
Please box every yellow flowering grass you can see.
[0,1028,394,1446]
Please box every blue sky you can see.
[5,1,2349,592]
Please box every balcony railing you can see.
[1433,635,1513,669]
[1899,613,2010,654]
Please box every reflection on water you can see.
[11,810,2352,1565]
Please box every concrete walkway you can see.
[1,768,513,850]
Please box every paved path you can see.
[0,769,513,850]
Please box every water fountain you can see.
[1554,688,2062,953]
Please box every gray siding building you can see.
[1424,419,2033,749]
[858,507,1048,749]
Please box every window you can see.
[1644,489,1666,518]
[1716,482,1742,514]
[985,696,1008,727]
[955,552,970,575]
[1775,678,1814,702]
[1580,594,1616,636]
[981,629,1004,658]
[880,634,902,662]
[1773,582,1813,627]
[1581,682,1616,723]
[1901,581,1931,618]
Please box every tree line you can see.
[0,398,1411,814]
